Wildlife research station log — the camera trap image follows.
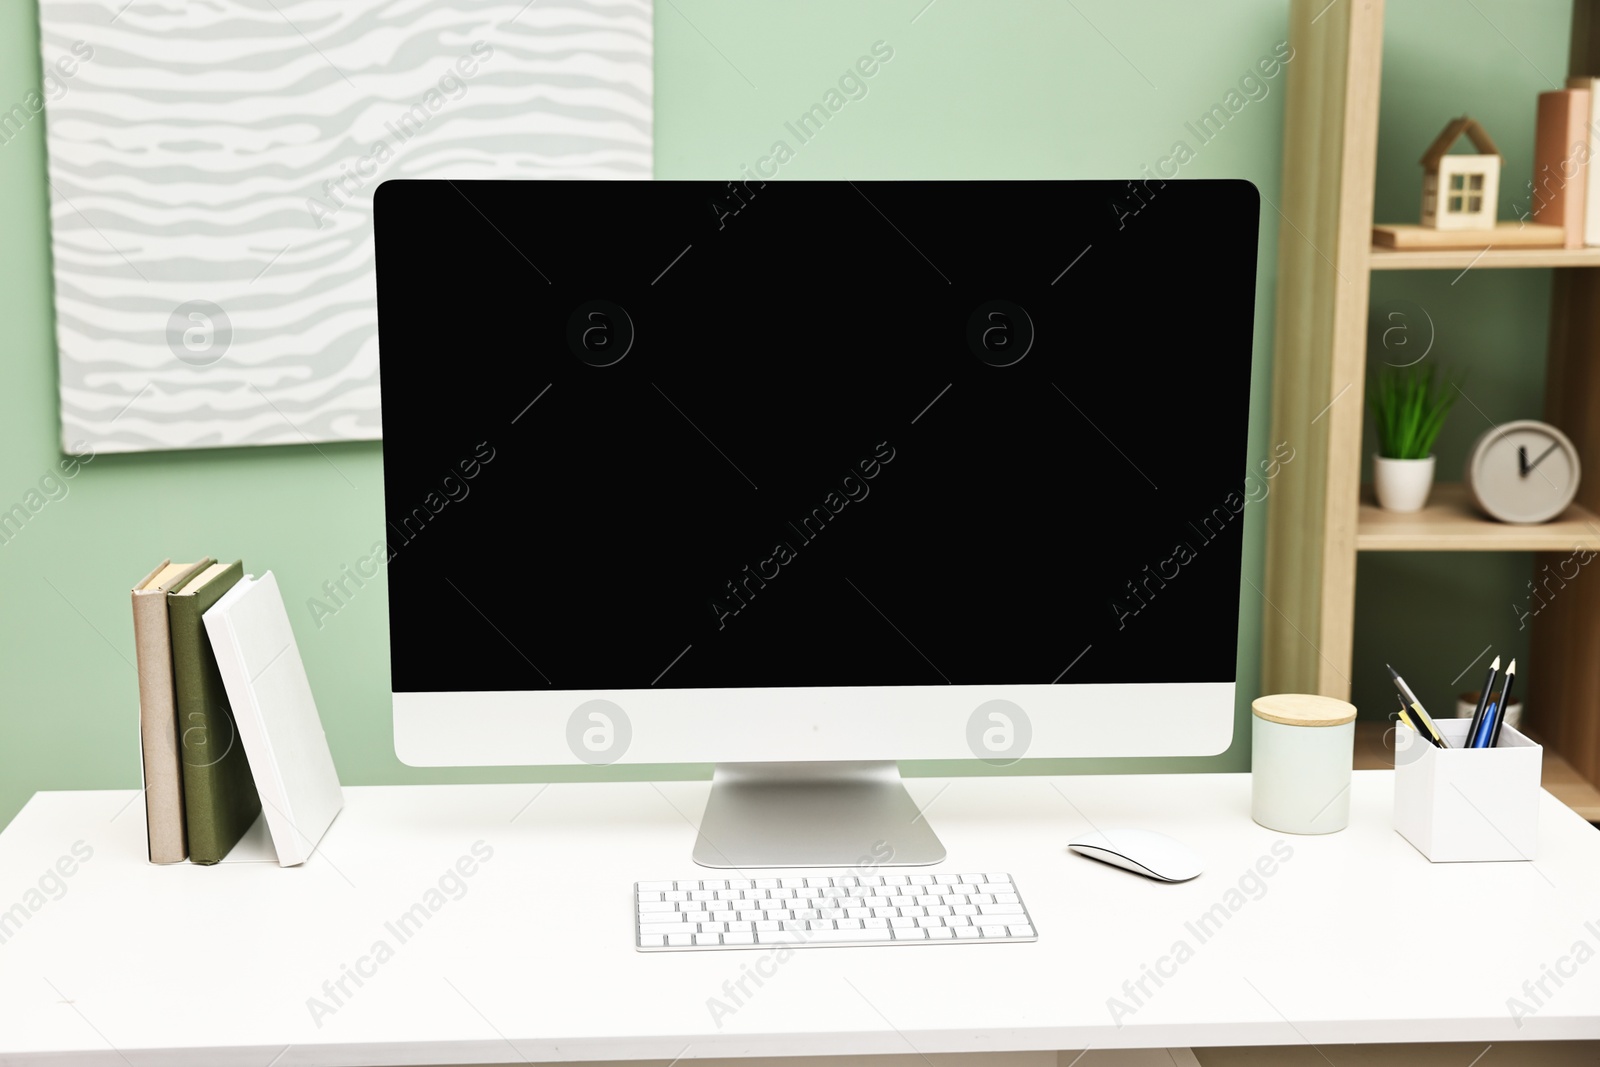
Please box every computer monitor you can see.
[374,178,1259,868]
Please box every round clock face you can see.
[1466,420,1582,524]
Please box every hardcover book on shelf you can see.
[131,557,213,863]
[1566,77,1600,246]
[168,559,261,864]
[1532,87,1591,249]
[203,571,343,867]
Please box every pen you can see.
[1387,666,1449,747]
[1489,658,1517,748]
[1466,655,1501,750]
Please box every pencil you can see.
[1489,658,1517,748]
[1466,656,1501,750]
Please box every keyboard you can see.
[634,872,1037,950]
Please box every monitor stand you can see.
[692,761,946,868]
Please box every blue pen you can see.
[1470,700,1498,748]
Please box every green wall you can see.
[0,0,1563,831]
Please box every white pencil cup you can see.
[1392,719,1541,862]
[1251,694,1357,834]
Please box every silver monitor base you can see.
[692,761,946,869]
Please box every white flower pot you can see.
[1373,454,1436,511]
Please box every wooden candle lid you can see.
[1252,693,1358,727]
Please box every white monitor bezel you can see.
[393,682,1235,766]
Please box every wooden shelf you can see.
[1370,244,1600,270]
[1356,482,1600,551]
[1354,721,1600,822]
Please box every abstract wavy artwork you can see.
[39,0,651,453]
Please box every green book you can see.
[169,559,260,864]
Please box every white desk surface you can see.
[2,772,1598,1066]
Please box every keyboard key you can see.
[694,933,721,946]
[664,890,688,902]
[927,905,953,917]
[954,904,978,916]
[644,922,700,936]
[755,879,780,889]
[890,916,916,928]
[640,912,685,924]
[953,927,979,939]
[884,875,909,886]
[781,878,805,888]
[757,929,808,945]
[960,874,986,885]
[979,903,1025,916]
[640,934,665,947]
[864,917,890,928]
[638,901,677,914]
[835,876,858,887]
[894,926,927,940]
[829,926,892,942]
[637,891,663,903]
[946,915,972,926]
[910,875,934,885]
[994,892,1020,904]
[859,876,884,886]
[690,890,715,901]
[969,894,994,905]
[936,875,961,885]
[847,907,872,918]
[927,927,955,939]
[980,925,1009,938]
[916,916,943,927]
[702,879,727,891]
[1009,925,1035,938]
[667,934,693,946]
[727,879,753,891]
[805,877,833,888]
[836,918,863,930]
[638,881,674,892]
[737,910,764,922]
[712,911,738,923]
[723,932,756,945]
[756,920,780,931]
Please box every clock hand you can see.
[1525,441,1562,474]
[1518,445,1529,477]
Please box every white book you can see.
[1568,77,1600,245]
[202,571,343,867]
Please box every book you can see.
[132,558,214,863]
[203,571,343,867]
[1532,88,1591,249]
[1566,77,1600,246]
[1371,222,1564,249]
[169,559,261,864]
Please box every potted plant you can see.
[1371,363,1456,511]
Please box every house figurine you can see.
[1419,116,1501,230]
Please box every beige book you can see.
[132,558,213,863]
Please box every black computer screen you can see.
[375,179,1258,693]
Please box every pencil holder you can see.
[1251,694,1357,834]
[1392,719,1541,862]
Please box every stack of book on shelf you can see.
[1372,84,1600,252]
[132,559,343,866]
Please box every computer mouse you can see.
[1068,829,1204,882]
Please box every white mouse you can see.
[1068,828,1204,882]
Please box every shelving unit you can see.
[1264,0,1600,818]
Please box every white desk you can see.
[2,772,1598,1066]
